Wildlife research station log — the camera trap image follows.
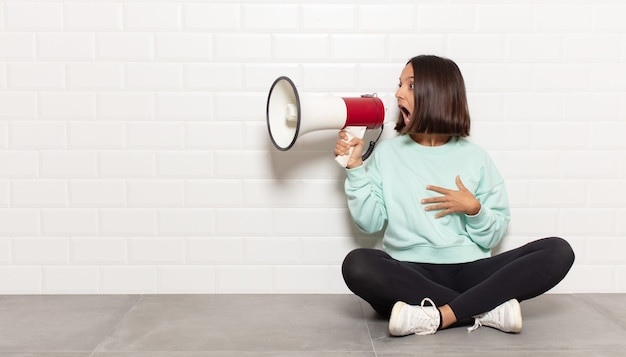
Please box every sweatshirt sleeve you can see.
[464,172,511,250]
[344,162,388,234]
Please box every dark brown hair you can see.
[395,55,470,137]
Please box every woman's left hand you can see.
[421,175,481,218]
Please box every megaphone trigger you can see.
[335,126,367,168]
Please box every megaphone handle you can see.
[335,126,367,167]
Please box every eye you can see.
[409,83,415,90]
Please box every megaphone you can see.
[266,76,387,167]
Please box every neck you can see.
[410,134,452,147]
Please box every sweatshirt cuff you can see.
[465,206,490,228]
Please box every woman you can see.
[334,55,574,336]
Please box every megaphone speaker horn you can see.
[266,76,386,165]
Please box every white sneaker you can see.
[467,298,522,333]
[389,298,440,336]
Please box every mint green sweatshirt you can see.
[345,135,510,264]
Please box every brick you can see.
[530,122,589,149]
[0,33,35,60]
[157,209,213,236]
[448,35,506,62]
[43,267,100,294]
[68,122,125,149]
[594,5,626,31]
[37,33,94,60]
[242,4,298,31]
[185,180,243,208]
[99,151,156,178]
[564,34,622,62]
[98,93,154,121]
[474,64,532,91]
[301,5,356,31]
[0,151,38,179]
[128,180,184,207]
[244,237,300,265]
[40,152,97,179]
[185,122,243,149]
[187,237,243,264]
[125,3,180,31]
[157,93,213,120]
[564,94,619,121]
[588,180,626,208]
[331,35,386,61]
[471,121,530,149]
[274,35,329,61]
[41,209,98,236]
[13,237,68,264]
[215,34,271,60]
[11,180,67,208]
[155,33,211,60]
[589,122,626,149]
[7,63,65,90]
[0,267,41,293]
[158,266,215,293]
[477,5,532,32]
[68,63,124,90]
[70,237,127,264]
[128,237,185,264]
[559,209,615,236]
[533,64,591,91]
[157,152,213,178]
[506,35,562,62]
[0,209,39,236]
[560,151,618,179]
[126,63,182,90]
[215,209,272,236]
[388,35,446,62]
[183,3,239,31]
[216,266,272,293]
[40,93,96,120]
[417,5,475,32]
[9,122,66,149]
[359,5,414,31]
[272,209,328,237]
[535,5,591,32]
[274,266,330,293]
[101,266,157,294]
[5,2,63,31]
[99,209,156,236]
[501,151,560,179]
[528,180,586,208]
[96,33,153,60]
[65,3,122,31]
[187,63,241,91]
[69,180,126,208]
[507,208,558,235]
[127,122,183,149]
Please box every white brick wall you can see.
[0,1,624,294]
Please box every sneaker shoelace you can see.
[467,305,500,333]
[412,298,440,335]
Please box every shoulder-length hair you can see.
[395,55,470,137]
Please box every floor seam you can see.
[88,294,143,356]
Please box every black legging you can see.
[342,237,575,320]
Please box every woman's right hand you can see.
[334,130,365,169]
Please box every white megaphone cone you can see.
[266,76,387,167]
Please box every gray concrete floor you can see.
[0,294,624,356]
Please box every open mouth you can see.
[399,106,411,124]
